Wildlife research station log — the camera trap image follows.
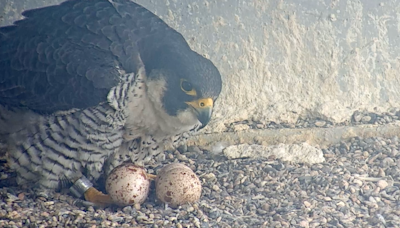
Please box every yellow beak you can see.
[185,98,213,126]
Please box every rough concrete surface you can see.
[223,143,325,164]
[188,122,400,149]
[2,0,400,133]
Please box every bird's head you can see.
[145,45,222,130]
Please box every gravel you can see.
[1,116,400,227]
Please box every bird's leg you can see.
[147,173,157,180]
[68,175,113,208]
[83,187,113,208]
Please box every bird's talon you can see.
[84,187,113,208]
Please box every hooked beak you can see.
[185,98,213,127]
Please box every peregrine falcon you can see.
[0,0,222,202]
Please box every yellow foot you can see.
[147,173,157,180]
[84,187,114,207]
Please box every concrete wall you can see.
[2,0,400,133]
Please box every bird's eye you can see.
[180,79,197,96]
[181,80,192,92]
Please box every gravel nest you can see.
[1,134,400,227]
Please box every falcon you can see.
[0,0,222,205]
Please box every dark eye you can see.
[181,80,193,92]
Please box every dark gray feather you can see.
[0,0,188,114]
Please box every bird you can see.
[0,0,222,205]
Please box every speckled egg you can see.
[155,163,202,207]
[106,163,150,206]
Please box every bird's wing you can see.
[0,0,186,114]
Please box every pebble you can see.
[353,112,363,122]
[377,180,388,189]
[203,173,217,182]
[314,121,326,127]
[361,115,372,123]
[303,201,311,207]
[337,201,345,207]
[353,179,363,186]
[299,220,309,227]
[43,201,55,206]
[17,193,24,200]
[212,185,220,191]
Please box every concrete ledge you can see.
[223,143,325,164]
[188,123,400,149]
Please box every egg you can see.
[105,163,150,206]
[155,163,202,207]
